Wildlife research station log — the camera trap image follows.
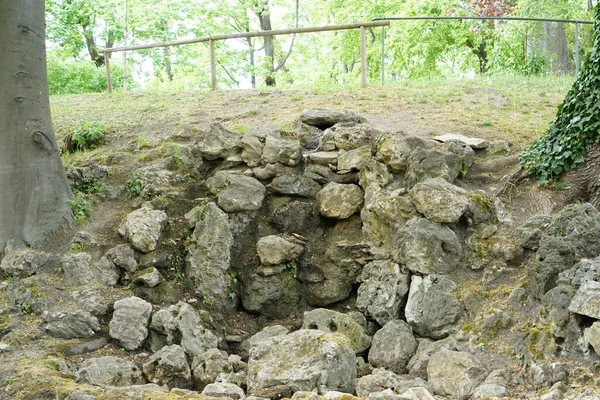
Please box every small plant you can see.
[248,109,259,116]
[232,123,248,135]
[228,273,239,300]
[71,176,103,195]
[21,302,33,315]
[136,134,151,149]
[202,296,214,307]
[67,193,91,225]
[125,179,145,198]
[279,258,299,278]
[62,122,106,153]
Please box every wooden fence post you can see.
[105,54,113,94]
[210,39,217,90]
[360,25,367,88]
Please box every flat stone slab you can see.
[569,281,600,319]
[434,134,488,149]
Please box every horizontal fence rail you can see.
[99,21,390,92]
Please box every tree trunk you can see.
[539,22,573,74]
[247,37,256,88]
[164,47,174,81]
[255,0,275,86]
[0,0,73,254]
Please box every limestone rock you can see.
[0,248,49,277]
[333,125,379,151]
[247,329,356,395]
[261,137,302,167]
[109,296,152,350]
[241,267,302,317]
[301,109,366,129]
[404,148,463,188]
[356,369,431,398]
[309,151,339,167]
[358,160,392,190]
[239,325,290,359]
[557,257,600,289]
[78,356,143,387]
[192,348,233,390]
[43,310,101,339]
[202,383,246,399]
[271,201,320,236]
[356,260,409,325]
[257,235,304,266]
[368,320,417,374]
[434,134,488,149]
[239,135,264,168]
[185,202,235,313]
[195,122,240,160]
[302,308,371,353]
[133,267,162,288]
[118,206,168,253]
[472,383,508,399]
[409,178,469,223]
[267,175,321,198]
[427,350,487,399]
[252,163,296,180]
[337,146,372,172]
[375,134,427,173]
[317,183,363,220]
[569,281,600,319]
[143,344,192,389]
[62,253,121,286]
[393,218,462,275]
[405,275,464,339]
[107,244,138,273]
[587,321,600,356]
[207,172,266,213]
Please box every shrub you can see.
[62,122,106,153]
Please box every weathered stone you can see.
[356,369,431,398]
[587,321,600,356]
[302,308,371,353]
[239,325,290,359]
[247,329,356,395]
[309,151,339,167]
[427,351,487,399]
[62,253,121,286]
[192,348,233,390]
[404,148,463,188]
[301,109,366,129]
[358,160,392,190]
[261,137,302,167]
[409,178,469,223]
[194,122,240,160]
[271,201,320,236]
[186,202,235,313]
[267,175,321,198]
[252,163,297,180]
[207,172,266,213]
[375,134,427,172]
[557,257,600,289]
[257,235,304,266]
[434,134,488,149]
[240,135,264,168]
[393,218,462,275]
[72,288,111,317]
[472,383,508,399]
[317,183,363,220]
[107,244,138,273]
[337,146,372,172]
[241,268,302,318]
[143,344,192,389]
[368,320,417,374]
[133,267,162,288]
[118,206,168,253]
[569,281,600,319]
[43,310,101,339]
[0,248,49,277]
[405,275,464,339]
[356,260,409,325]
[333,125,379,151]
[305,164,359,185]
[78,356,142,387]
[203,383,246,399]
[109,296,152,350]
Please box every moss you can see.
[470,193,494,213]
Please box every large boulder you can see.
[0,246,49,277]
[301,109,365,129]
[261,137,302,167]
[368,320,418,374]
[118,206,168,253]
[356,260,409,325]
[337,146,372,172]
[247,329,356,395]
[109,296,152,350]
[239,325,290,359]
[405,275,464,339]
[409,178,469,223]
[393,218,462,275]
[317,183,364,220]
[207,172,266,213]
[427,351,487,399]
[62,253,121,286]
[78,356,143,387]
[267,175,321,198]
[43,310,101,339]
[257,235,304,266]
[143,344,192,389]
[404,148,463,188]
[375,134,427,173]
[194,122,240,160]
[302,308,371,353]
[332,125,379,151]
[185,202,236,312]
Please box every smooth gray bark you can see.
[0,0,73,253]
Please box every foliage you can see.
[71,176,103,195]
[520,5,600,182]
[125,179,145,198]
[68,122,106,152]
[67,193,92,225]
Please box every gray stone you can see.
[317,183,363,220]
[271,201,320,236]
[207,172,266,213]
[261,137,302,167]
[427,351,487,399]
[356,369,430,398]
[333,125,379,151]
[195,122,240,160]
[202,383,246,399]
[192,348,233,390]
[302,308,371,353]
[397,388,436,400]
[65,337,108,356]
[118,206,168,253]
[472,383,508,399]
[557,257,600,289]
[588,321,600,356]
[569,281,600,319]
[405,275,464,339]
[252,163,297,180]
[247,329,356,395]
[267,175,321,198]
[300,109,366,129]
[143,344,192,389]
[62,253,121,287]
[0,248,49,277]
[107,244,138,273]
[241,267,302,317]
[78,356,142,387]
[368,320,417,374]
[239,325,289,359]
[309,151,339,167]
[337,146,372,172]
[404,148,463,188]
[109,296,152,350]
[358,160,392,190]
[43,310,101,339]
[133,267,162,288]
[246,125,282,140]
[72,288,111,317]
[434,134,488,149]
[186,202,235,313]
[356,260,409,325]
[240,135,264,168]
[375,134,427,172]
[257,235,304,266]
[393,218,462,275]
[69,391,96,400]
[409,178,469,223]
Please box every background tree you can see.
[0,0,73,253]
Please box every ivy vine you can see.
[520,5,600,183]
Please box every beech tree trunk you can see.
[541,22,573,74]
[0,0,73,254]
